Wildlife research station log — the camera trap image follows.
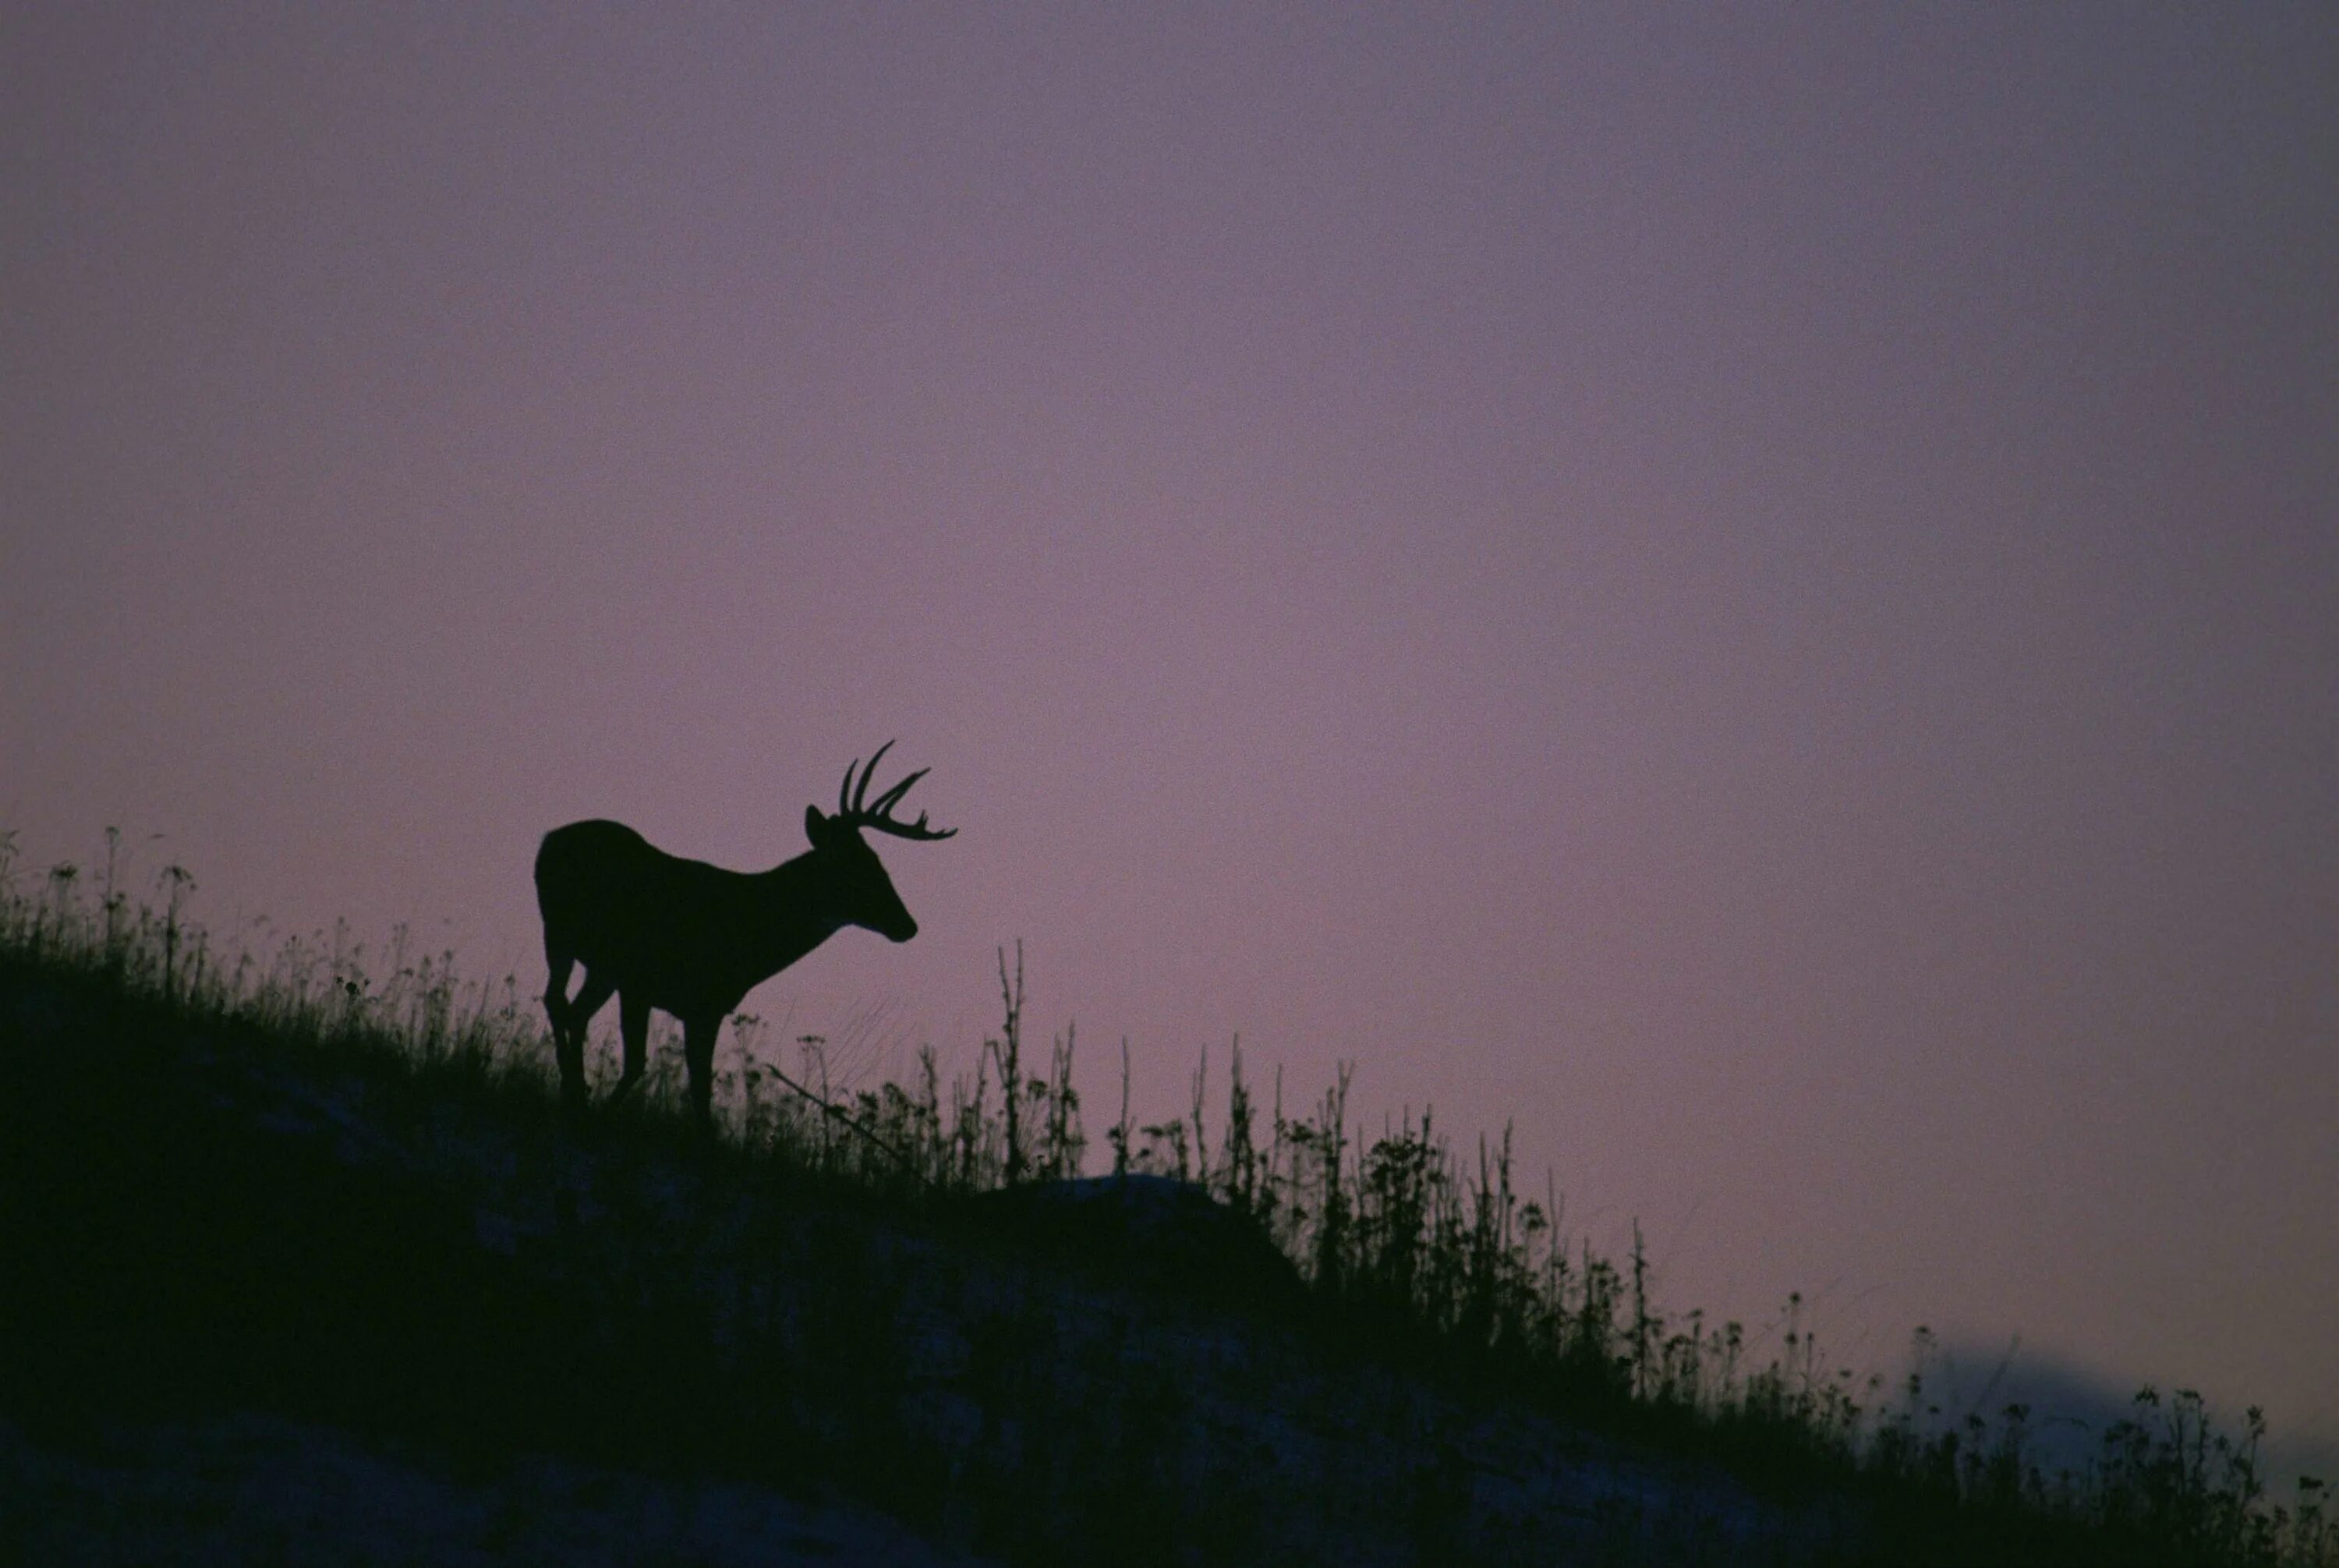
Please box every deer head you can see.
[801,740,958,942]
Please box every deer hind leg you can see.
[603,990,650,1110]
[682,1014,719,1129]
[550,965,616,1110]
[543,950,575,1045]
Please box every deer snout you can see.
[861,897,917,943]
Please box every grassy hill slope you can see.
[0,841,2326,1566]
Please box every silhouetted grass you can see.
[0,827,2328,1566]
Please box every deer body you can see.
[536,745,954,1124]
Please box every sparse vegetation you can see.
[0,826,2328,1565]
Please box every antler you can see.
[835,740,957,841]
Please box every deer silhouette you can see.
[535,742,956,1124]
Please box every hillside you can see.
[1,853,2327,1565]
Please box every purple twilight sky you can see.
[5,5,2335,1474]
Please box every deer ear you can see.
[805,805,831,847]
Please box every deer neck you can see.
[745,851,852,979]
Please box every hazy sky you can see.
[5,4,2334,1474]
